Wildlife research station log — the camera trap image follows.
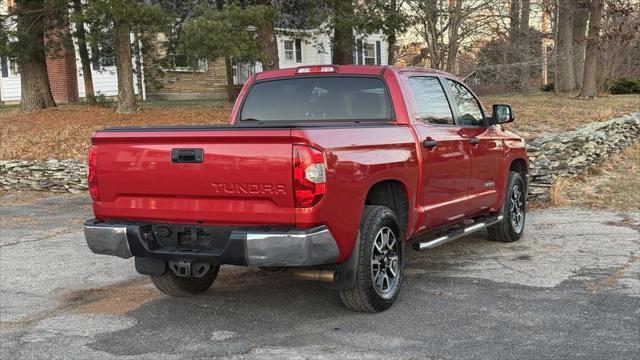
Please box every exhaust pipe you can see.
[290,269,336,283]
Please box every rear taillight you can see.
[88,145,100,201]
[293,145,326,207]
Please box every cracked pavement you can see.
[1,193,639,359]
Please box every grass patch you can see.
[0,102,232,160]
[482,92,640,139]
[563,143,640,211]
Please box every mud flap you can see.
[326,231,361,290]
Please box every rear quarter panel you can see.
[291,125,419,263]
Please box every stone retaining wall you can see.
[1,113,639,200]
[0,159,87,193]
[526,113,640,200]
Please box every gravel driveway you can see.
[1,194,638,359]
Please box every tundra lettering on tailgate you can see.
[211,182,287,195]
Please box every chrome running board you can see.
[413,215,503,251]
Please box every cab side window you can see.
[446,79,484,127]
[408,76,454,125]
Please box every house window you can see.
[284,40,294,61]
[169,55,207,72]
[363,43,375,65]
[284,39,302,63]
[8,58,19,75]
[1,57,19,77]
[91,31,116,70]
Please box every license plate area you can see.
[150,224,232,251]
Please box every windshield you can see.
[239,76,393,122]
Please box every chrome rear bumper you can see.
[83,220,339,267]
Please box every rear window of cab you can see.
[239,76,393,123]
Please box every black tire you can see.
[150,265,220,296]
[487,171,526,242]
[338,205,404,313]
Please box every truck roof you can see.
[254,65,451,81]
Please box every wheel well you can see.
[365,180,408,237]
[510,158,527,178]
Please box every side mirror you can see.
[492,104,515,124]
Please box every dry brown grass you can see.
[0,102,232,160]
[563,143,640,211]
[0,92,638,160]
[549,177,571,207]
[482,92,640,139]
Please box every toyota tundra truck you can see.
[84,65,528,312]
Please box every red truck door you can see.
[444,78,503,214]
[405,76,473,231]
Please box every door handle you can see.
[423,139,438,149]
[171,148,204,163]
[469,137,480,145]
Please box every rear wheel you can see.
[339,205,404,312]
[150,264,219,296]
[487,171,526,242]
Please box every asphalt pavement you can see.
[1,193,638,359]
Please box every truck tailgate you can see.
[91,128,294,225]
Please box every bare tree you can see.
[520,0,531,30]
[509,0,521,40]
[556,0,575,92]
[580,0,603,98]
[572,0,590,89]
[597,0,639,87]
[410,0,493,72]
[445,0,463,73]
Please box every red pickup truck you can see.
[84,65,528,312]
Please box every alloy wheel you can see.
[509,184,525,233]
[370,227,400,298]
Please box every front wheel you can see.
[338,205,404,312]
[487,171,527,242]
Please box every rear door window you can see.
[239,77,393,122]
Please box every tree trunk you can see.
[520,0,531,31]
[16,0,56,111]
[556,0,575,92]
[386,0,397,65]
[113,22,137,113]
[332,0,354,64]
[572,0,589,89]
[445,0,461,74]
[580,0,603,98]
[224,57,235,102]
[508,0,523,91]
[71,0,96,104]
[387,32,396,65]
[509,0,521,41]
[255,0,279,71]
